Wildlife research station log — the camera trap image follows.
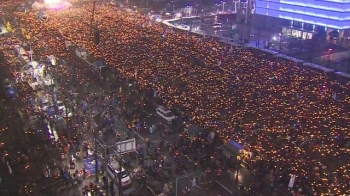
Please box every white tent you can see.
[0,22,7,35]
[32,1,44,10]
[63,2,72,8]
[28,61,39,69]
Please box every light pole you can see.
[234,0,237,13]
[278,33,282,53]
[87,98,99,183]
[222,1,226,13]
[29,42,33,62]
[327,48,332,68]
[95,136,110,196]
[245,0,250,24]
[90,0,97,34]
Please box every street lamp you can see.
[171,1,175,14]
[222,1,226,13]
[233,0,238,13]
[90,0,97,34]
[278,33,282,53]
[327,48,332,68]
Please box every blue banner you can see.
[6,87,18,98]
[47,106,56,116]
[83,157,101,175]
[82,100,87,110]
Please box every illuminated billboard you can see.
[256,0,350,29]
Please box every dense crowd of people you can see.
[0,1,348,195]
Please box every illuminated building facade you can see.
[255,0,350,39]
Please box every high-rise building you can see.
[255,0,350,39]
[234,0,256,23]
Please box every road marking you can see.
[215,180,233,195]
[187,179,201,189]
[17,109,24,120]
[146,185,157,196]
[133,130,145,141]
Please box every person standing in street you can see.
[145,137,150,148]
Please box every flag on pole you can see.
[82,100,87,109]
[333,92,337,100]
[7,161,12,174]
[6,21,13,32]
[288,174,296,188]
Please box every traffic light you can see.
[93,30,100,45]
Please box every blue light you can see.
[257,0,350,29]
[6,87,18,98]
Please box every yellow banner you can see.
[6,21,14,32]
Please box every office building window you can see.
[303,23,313,31]
[293,21,302,28]
[282,19,292,26]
